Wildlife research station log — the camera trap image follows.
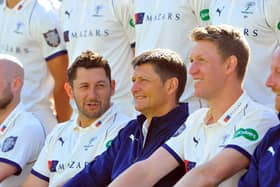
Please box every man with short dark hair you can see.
[63,48,190,187]
[22,51,129,187]
[108,25,279,187]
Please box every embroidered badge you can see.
[1,136,18,152]
[43,29,61,47]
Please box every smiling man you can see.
[62,48,190,187]
[22,51,130,187]
[108,25,279,187]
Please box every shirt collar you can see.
[73,104,118,131]
[0,102,25,135]
[1,0,31,11]
[217,92,250,126]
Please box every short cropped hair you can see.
[68,51,111,86]
[132,48,186,101]
[190,25,250,81]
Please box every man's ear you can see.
[64,82,73,99]
[110,80,116,97]
[225,55,238,75]
[166,77,179,96]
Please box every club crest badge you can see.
[43,29,61,47]
[1,136,18,152]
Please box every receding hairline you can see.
[0,54,24,78]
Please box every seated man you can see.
[22,51,130,187]
[108,25,279,187]
[238,47,280,187]
[0,54,45,187]
[62,48,190,187]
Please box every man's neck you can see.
[6,0,21,9]
[0,104,16,124]
[144,103,178,127]
[206,89,243,125]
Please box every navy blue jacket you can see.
[239,124,280,187]
[63,103,189,187]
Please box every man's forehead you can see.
[0,54,23,68]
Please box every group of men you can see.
[0,0,280,186]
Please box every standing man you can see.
[0,54,45,187]
[0,0,72,133]
[22,51,130,187]
[210,0,280,109]
[134,0,212,113]
[108,25,279,187]
[59,0,135,117]
[62,48,189,187]
[238,47,280,187]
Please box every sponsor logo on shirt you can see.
[64,30,69,42]
[199,9,210,21]
[1,136,18,152]
[83,137,97,151]
[58,137,65,147]
[134,12,145,24]
[105,140,113,148]
[223,102,242,124]
[14,22,24,34]
[193,136,200,147]
[0,125,7,133]
[134,11,181,25]
[55,161,90,172]
[69,29,110,39]
[43,29,61,47]
[129,134,138,142]
[216,6,225,17]
[268,146,275,156]
[243,28,258,37]
[129,17,135,28]
[0,44,30,54]
[233,128,259,141]
[184,160,196,172]
[241,1,256,17]
[48,160,59,172]
[92,5,104,17]
[48,160,90,172]
[65,10,72,18]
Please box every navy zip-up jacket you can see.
[238,124,280,187]
[63,103,189,187]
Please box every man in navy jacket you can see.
[63,48,190,187]
[238,47,280,187]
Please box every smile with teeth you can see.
[134,96,145,100]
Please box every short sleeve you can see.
[30,1,67,61]
[112,0,135,45]
[163,123,187,165]
[0,113,45,175]
[225,109,279,159]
